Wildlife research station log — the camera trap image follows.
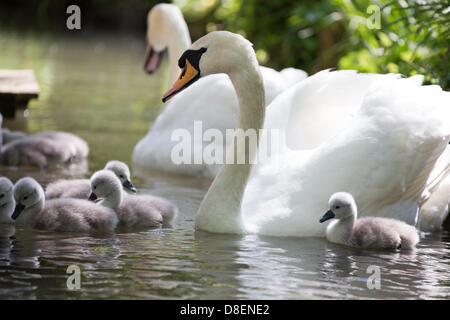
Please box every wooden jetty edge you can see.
[0,69,40,118]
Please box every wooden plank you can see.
[0,69,40,96]
[0,70,40,118]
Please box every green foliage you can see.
[178,0,339,70]
[178,0,449,89]
[176,0,341,72]
[1,0,447,88]
[0,0,166,32]
[335,0,450,89]
[217,0,339,70]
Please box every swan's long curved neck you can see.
[195,65,266,234]
[167,18,191,86]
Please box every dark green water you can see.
[0,30,449,299]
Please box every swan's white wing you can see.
[263,70,407,150]
[242,72,450,237]
[279,67,308,87]
[419,144,450,231]
[260,66,308,104]
[420,176,450,231]
[423,141,450,198]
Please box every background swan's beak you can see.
[123,180,137,193]
[144,44,162,74]
[162,59,199,102]
[11,203,25,220]
[88,193,98,202]
[319,210,335,223]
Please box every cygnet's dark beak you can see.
[319,210,335,223]
[12,203,25,220]
[123,180,137,193]
[88,193,98,202]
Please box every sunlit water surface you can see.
[0,30,449,300]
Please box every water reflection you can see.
[0,159,89,186]
[0,205,449,299]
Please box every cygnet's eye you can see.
[119,175,124,178]
[335,206,341,210]
[93,186,97,190]
[23,196,28,200]
[0,194,3,198]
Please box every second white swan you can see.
[132,4,307,178]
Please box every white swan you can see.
[162,31,450,237]
[0,177,14,224]
[320,192,419,250]
[420,145,450,231]
[12,177,118,232]
[89,170,177,228]
[420,178,450,231]
[45,160,136,199]
[132,3,307,178]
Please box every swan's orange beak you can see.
[162,59,200,103]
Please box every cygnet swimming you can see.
[13,177,118,232]
[0,114,89,167]
[320,192,419,250]
[33,131,89,159]
[0,136,76,169]
[0,177,15,224]
[89,170,177,229]
[45,160,137,199]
